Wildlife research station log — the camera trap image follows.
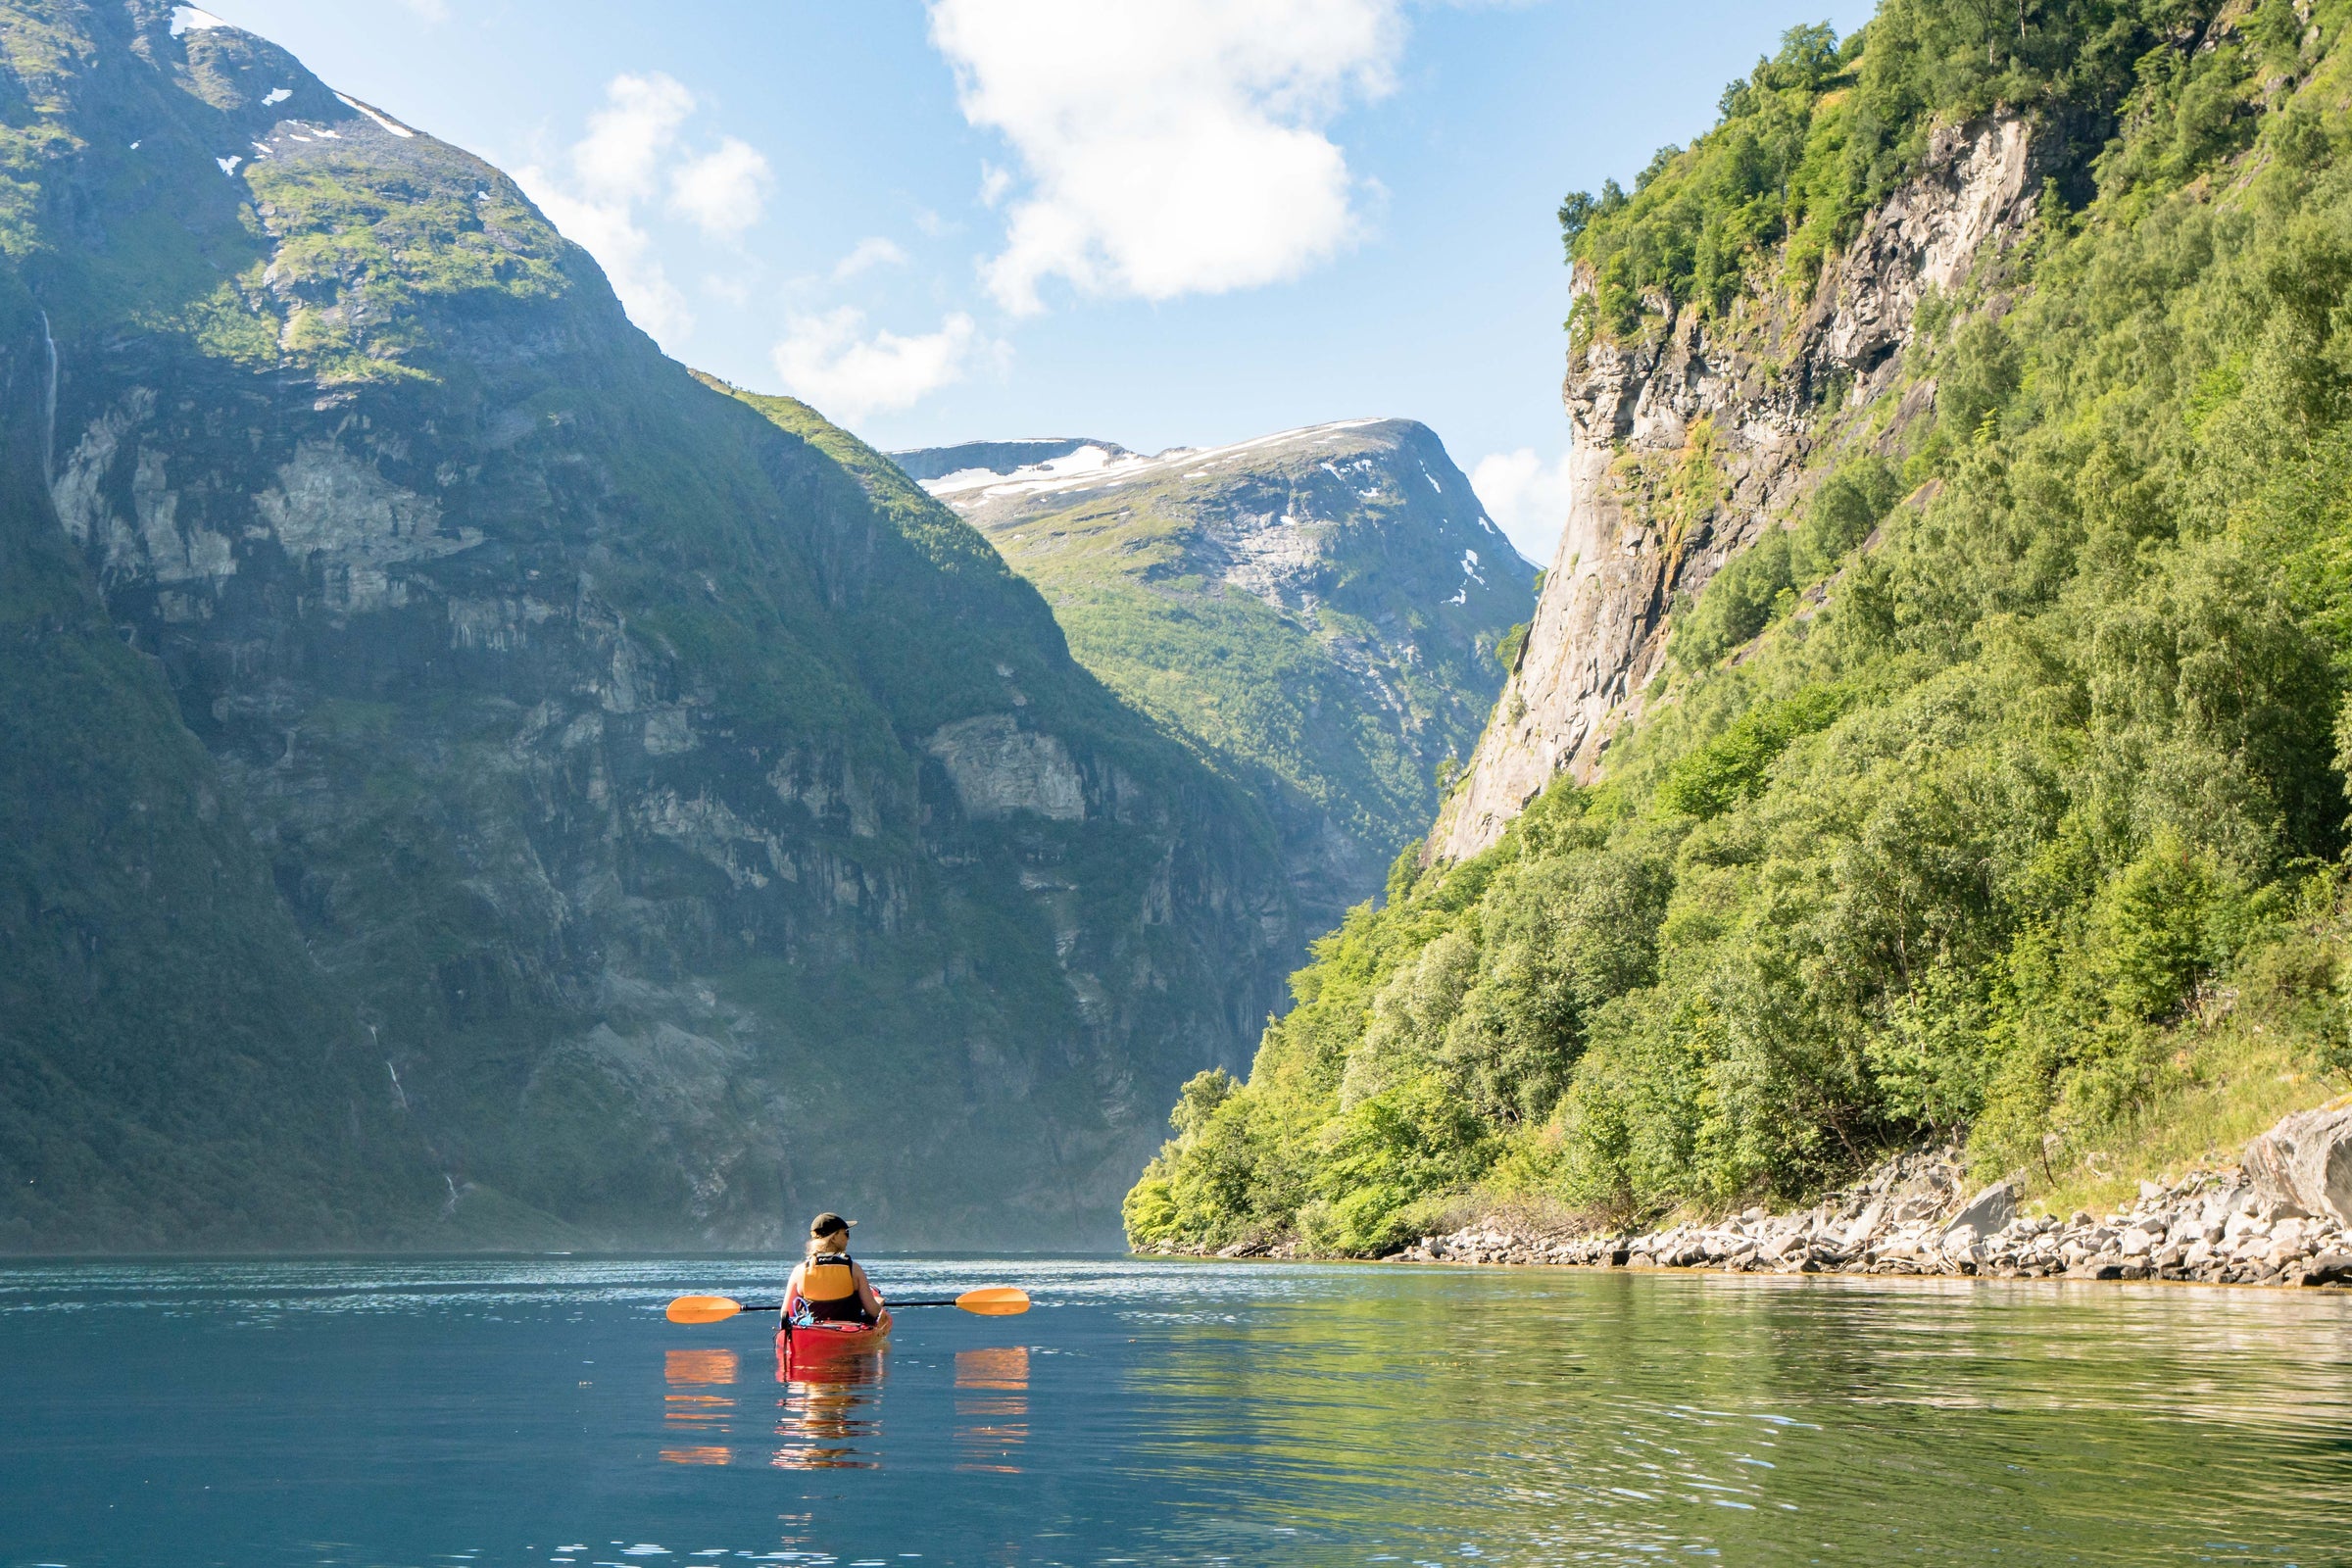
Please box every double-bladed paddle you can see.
[665,1286,1029,1324]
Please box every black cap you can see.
[809,1212,856,1238]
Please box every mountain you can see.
[0,0,1298,1251]
[1127,1,2352,1254]
[894,421,1538,931]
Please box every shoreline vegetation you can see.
[1124,0,2352,1261]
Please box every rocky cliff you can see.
[0,0,1296,1250]
[1433,116,2041,861]
[896,420,1538,931]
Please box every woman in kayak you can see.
[783,1212,884,1327]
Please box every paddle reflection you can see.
[771,1344,885,1470]
[954,1346,1029,1474]
[660,1348,738,1466]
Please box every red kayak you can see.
[774,1306,892,1365]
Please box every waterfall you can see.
[38,309,56,489]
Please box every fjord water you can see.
[2,1259,2348,1566]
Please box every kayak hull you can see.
[775,1307,891,1364]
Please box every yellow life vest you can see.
[796,1253,870,1324]
[801,1254,858,1301]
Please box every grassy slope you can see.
[1126,0,2352,1255]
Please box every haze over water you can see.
[2,1257,2348,1566]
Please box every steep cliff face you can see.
[897,420,1537,931]
[0,0,1294,1250]
[1434,117,2041,861]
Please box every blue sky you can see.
[208,0,1874,563]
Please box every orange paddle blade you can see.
[665,1295,749,1325]
[956,1287,1030,1316]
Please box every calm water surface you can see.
[1,1256,2348,1565]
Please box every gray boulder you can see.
[2302,1250,2352,1287]
[2243,1102,2352,1226]
[1942,1180,2019,1246]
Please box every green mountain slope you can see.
[0,266,442,1250]
[895,421,1539,930]
[1127,0,2352,1255]
[0,0,1296,1251]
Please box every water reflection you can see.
[659,1347,738,1466]
[772,1339,885,1470]
[955,1346,1029,1474]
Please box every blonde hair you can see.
[806,1229,850,1258]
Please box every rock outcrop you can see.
[2244,1098,2352,1226]
[1433,117,2043,861]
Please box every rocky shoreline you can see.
[1185,1102,2352,1289]
[1386,1152,2352,1288]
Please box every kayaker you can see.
[782,1212,884,1328]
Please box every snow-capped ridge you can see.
[910,418,1392,507]
[334,92,416,138]
[170,5,229,35]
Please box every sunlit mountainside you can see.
[897,419,1537,932]
[1129,0,2352,1255]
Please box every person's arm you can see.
[783,1261,806,1320]
[853,1261,884,1319]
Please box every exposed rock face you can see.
[926,714,1091,823]
[0,0,1296,1251]
[900,420,1537,932]
[1433,118,2042,861]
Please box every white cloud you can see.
[832,236,909,280]
[926,0,1403,315]
[670,137,772,237]
[772,309,982,424]
[1471,448,1576,564]
[516,73,771,345]
[704,271,755,306]
[571,73,694,201]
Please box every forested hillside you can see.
[1128,0,2352,1255]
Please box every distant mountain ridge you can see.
[890,438,1133,483]
[895,419,1537,932]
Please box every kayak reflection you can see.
[771,1339,884,1470]
[660,1348,738,1467]
[954,1346,1028,1475]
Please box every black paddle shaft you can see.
[744,1298,961,1315]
